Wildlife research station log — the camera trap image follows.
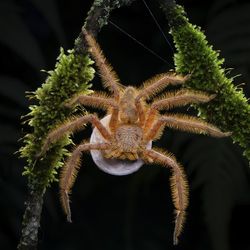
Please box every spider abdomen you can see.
[115,125,143,152]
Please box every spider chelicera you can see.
[39,30,231,244]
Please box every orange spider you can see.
[39,30,231,245]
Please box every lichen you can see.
[19,48,94,189]
[167,5,250,162]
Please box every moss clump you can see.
[166,5,250,162]
[20,48,94,188]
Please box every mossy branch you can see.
[159,1,250,162]
[20,49,94,188]
[18,49,94,250]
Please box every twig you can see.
[74,0,137,54]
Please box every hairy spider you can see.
[39,30,231,245]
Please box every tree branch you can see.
[158,1,250,162]
[74,0,137,54]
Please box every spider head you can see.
[119,87,138,124]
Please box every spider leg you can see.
[65,92,119,133]
[39,114,112,156]
[65,92,118,110]
[152,90,215,110]
[84,30,122,100]
[135,73,188,103]
[143,90,215,133]
[60,142,110,222]
[135,73,188,128]
[143,114,231,144]
[141,148,188,245]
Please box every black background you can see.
[1,0,250,249]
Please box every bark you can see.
[17,184,45,250]
[74,0,137,54]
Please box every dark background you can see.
[1,0,250,249]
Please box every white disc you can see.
[90,115,152,176]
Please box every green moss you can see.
[20,48,94,188]
[168,5,250,162]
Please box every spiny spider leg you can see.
[65,92,118,110]
[84,29,122,100]
[135,73,189,103]
[142,149,188,245]
[39,114,112,156]
[151,90,215,110]
[135,73,188,127]
[60,142,110,222]
[65,93,119,133]
[143,90,215,133]
[143,114,231,144]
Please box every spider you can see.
[39,30,231,245]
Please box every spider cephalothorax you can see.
[39,30,231,245]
